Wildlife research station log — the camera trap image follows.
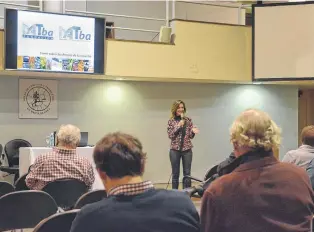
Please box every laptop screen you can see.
[53,131,88,147]
[78,132,88,147]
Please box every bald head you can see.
[56,124,81,149]
[230,109,281,152]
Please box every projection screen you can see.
[253,2,314,80]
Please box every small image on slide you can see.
[40,57,47,70]
[86,60,94,72]
[62,59,73,71]
[78,60,84,72]
[35,57,41,69]
[17,56,23,69]
[29,57,35,69]
[22,56,30,69]
[46,58,51,70]
[83,60,90,72]
[50,58,63,71]
[72,59,79,72]
[23,56,29,63]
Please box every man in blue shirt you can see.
[283,125,314,169]
[306,159,314,189]
[70,132,200,232]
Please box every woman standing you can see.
[167,100,199,189]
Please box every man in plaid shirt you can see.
[26,124,95,190]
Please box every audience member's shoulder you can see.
[78,198,110,217]
[205,173,235,196]
[285,149,298,156]
[159,189,189,198]
[278,160,308,175]
[156,189,193,204]
[35,151,54,162]
[274,162,313,190]
[77,155,92,165]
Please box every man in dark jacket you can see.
[216,152,236,174]
[201,109,314,232]
[199,152,236,192]
[71,132,200,232]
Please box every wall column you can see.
[43,0,64,13]
[29,0,88,13]
[28,0,64,13]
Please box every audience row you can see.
[6,109,314,232]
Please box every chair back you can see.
[0,190,58,231]
[4,139,32,166]
[33,210,79,232]
[0,181,14,197]
[0,143,3,155]
[43,179,88,210]
[15,173,30,191]
[74,190,107,209]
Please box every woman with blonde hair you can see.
[167,100,199,189]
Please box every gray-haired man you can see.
[26,124,94,190]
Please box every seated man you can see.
[26,124,94,190]
[70,132,200,232]
[282,125,314,168]
[201,152,237,191]
[216,152,236,174]
[201,109,314,232]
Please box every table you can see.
[19,147,104,190]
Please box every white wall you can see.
[84,1,166,42]
[0,77,298,183]
[174,1,245,25]
[64,0,245,41]
[0,1,246,40]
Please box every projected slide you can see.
[17,11,95,73]
[253,2,314,80]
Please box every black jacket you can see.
[217,152,236,175]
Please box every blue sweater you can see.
[70,189,200,232]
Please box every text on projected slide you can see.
[17,11,95,73]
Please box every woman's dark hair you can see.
[93,132,147,178]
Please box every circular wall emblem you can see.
[24,84,52,113]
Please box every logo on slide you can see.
[22,24,54,40]
[59,26,91,41]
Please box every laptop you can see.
[78,132,88,147]
[53,131,88,147]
